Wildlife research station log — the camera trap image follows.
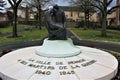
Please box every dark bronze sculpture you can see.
[44,5,67,40]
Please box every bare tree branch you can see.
[8,0,14,8]
[16,0,22,7]
[94,0,104,6]
[90,4,103,12]
[13,0,16,4]
[107,0,113,6]
[107,5,120,14]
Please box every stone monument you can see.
[36,5,80,57]
[44,4,67,40]
[0,5,118,80]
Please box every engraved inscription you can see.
[56,62,63,65]
[36,60,51,65]
[60,71,75,75]
[68,59,86,64]
[17,58,96,76]
[28,64,55,70]
[71,65,81,69]
[59,66,68,70]
[35,70,51,75]
[81,60,96,67]
[18,59,28,65]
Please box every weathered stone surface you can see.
[0,46,118,80]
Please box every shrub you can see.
[0,21,9,28]
[18,21,44,26]
[74,21,101,29]
[7,11,14,22]
[107,25,120,30]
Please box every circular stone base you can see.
[36,38,81,58]
[0,46,118,80]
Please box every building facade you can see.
[116,0,120,25]
[107,11,116,25]
[7,7,35,20]
[61,6,98,22]
[7,6,98,24]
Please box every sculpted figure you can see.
[44,5,67,40]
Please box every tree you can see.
[0,0,7,13]
[90,0,120,37]
[0,0,7,28]
[24,0,53,30]
[8,0,22,37]
[7,11,14,24]
[70,0,119,37]
[0,0,6,7]
[70,0,95,30]
[20,2,30,25]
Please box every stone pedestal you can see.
[0,39,118,80]
[36,38,81,58]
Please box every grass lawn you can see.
[0,25,120,45]
[71,28,120,42]
[0,25,48,45]
[0,25,26,33]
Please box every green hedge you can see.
[107,25,120,30]
[18,21,44,26]
[74,21,100,29]
[0,21,9,28]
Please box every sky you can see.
[109,0,116,7]
[3,0,116,8]
[54,0,116,7]
[4,0,70,7]
[54,0,70,6]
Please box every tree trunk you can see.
[101,0,107,37]
[84,12,87,30]
[37,6,42,30]
[13,8,18,37]
[25,6,29,23]
[84,12,89,30]
[101,14,107,37]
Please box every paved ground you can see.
[0,29,120,53]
